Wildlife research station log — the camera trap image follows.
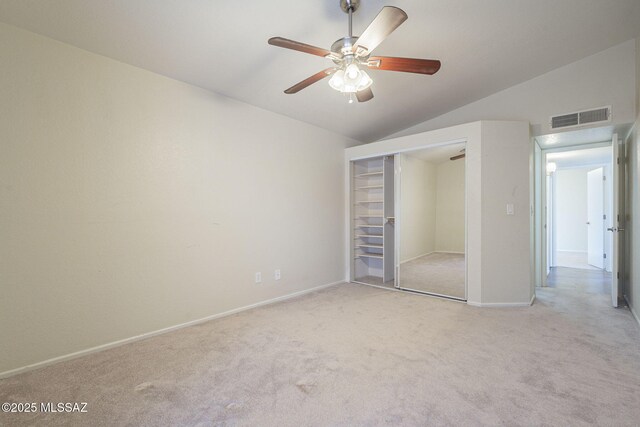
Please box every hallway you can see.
[546,267,612,295]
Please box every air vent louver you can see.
[579,108,609,124]
[551,107,610,129]
[551,113,579,129]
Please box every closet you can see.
[351,155,395,287]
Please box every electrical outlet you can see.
[255,272,262,284]
[275,269,281,280]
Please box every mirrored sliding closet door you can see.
[397,143,466,300]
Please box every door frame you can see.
[347,138,469,301]
[536,140,614,288]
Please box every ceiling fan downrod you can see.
[341,0,360,37]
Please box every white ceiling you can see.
[1,0,639,143]
[547,146,612,169]
[406,142,466,164]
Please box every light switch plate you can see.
[506,204,515,215]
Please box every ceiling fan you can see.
[268,0,441,103]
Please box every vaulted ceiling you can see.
[1,0,639,143]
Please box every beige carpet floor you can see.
[1,272,640,426]
[547,266,611,294]
[400,252,465,299]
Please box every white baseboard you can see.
[467,293,535,308]
[0,280,343,380]
[624,295,640,328]
[400,251,465,264]
[400,251,434,264]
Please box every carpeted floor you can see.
[1,272,640,426]
[547,266,611,294]
[400,252,465,298]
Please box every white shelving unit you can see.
[351,155,395,286]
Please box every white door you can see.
[587,167,604,269]
[610,135,620,307]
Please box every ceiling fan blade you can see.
[356,87,374,102]
[352,6,408,57]
[268,37,333,58]
[450,153,466,161]
[367,56,441,75]
[284,68,337,94]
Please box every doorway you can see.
[535,131,625,308]
[547,155,611,271]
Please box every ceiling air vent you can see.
[550,106,610,129]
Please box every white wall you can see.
[479,122,532,305]
[399,155,437,262]
[386,40,637,140]
[554,168,589,252]
[0,23,355,376]
[435,160,465,253]
[345,120,532,306]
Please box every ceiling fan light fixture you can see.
[269,3,440,101]
[328,64,373,93]
[328,69,345,91]
[345,63,360,79]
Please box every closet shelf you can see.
[352,155,394,284]
[356,171,383,177]
[355,254,384,260]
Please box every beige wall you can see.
[0,23,355,375]
[479,121,532,305]
[399,155,437,262]
[400,155,466,262]
[435,159,465,253]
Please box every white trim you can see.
[467,293,536,308]
[0,280,343,380]
[624,295,640,328]
[348,138,468,162]
[351,280,401,292]
[434,251,465,255]
[542,140,612,154]
[351,281,466,304]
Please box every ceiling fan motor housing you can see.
[340,0,360,13]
